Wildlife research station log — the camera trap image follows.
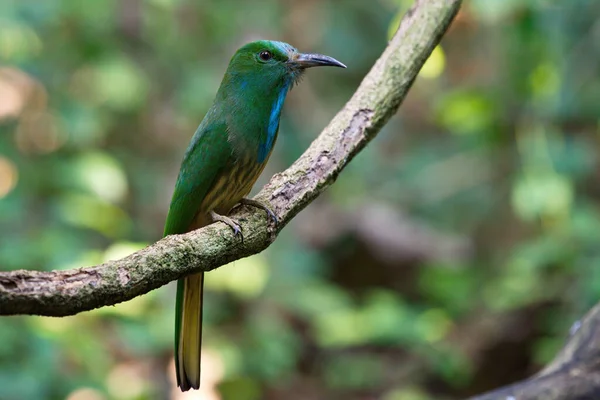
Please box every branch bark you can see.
[467,303,600,400]
[0,0,462,316]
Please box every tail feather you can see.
[175,272,204,391]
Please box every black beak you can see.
[293,53,346,69]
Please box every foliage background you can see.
[1,0,599,399]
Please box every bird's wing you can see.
[163,121,231,236]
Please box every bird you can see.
[163,40,345,391]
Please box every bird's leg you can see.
[210,210,242,239]
[237,198,278,225]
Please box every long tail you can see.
[175,272,204,391]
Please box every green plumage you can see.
[163,40,345,391]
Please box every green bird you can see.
[163,40,345,391]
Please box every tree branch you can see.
[468,303,600,400]
[0,0,462,316]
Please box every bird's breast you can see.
[199,155,268,215]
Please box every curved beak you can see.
[292,53,346,69]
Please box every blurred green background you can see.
[1,0,599,399]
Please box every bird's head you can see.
[224,40,346,90]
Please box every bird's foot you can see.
[210,210,243,239]
[237,198,278,225]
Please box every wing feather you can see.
[163,120,232,236]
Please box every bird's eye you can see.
[259,51,273,61]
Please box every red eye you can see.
[259,51,272,61]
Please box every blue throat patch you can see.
[257,82,290,163]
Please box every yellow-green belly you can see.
[195,156,267,224]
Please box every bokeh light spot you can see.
[0,156,18,198]
[106,364,146,400]
[530,63,560,102]
[66,388,107,400]
[0,23,42,61]
[0,67,40,121]
[416,308,453,343]
[74,152,129,203]
[206,256,269,299]
[512,172,573,221]
[420,46,446,79]
[16,112,67,154]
